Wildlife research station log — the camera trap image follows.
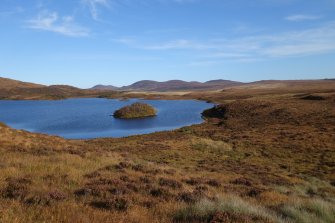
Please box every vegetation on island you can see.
[113,102,157,119]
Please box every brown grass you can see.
[0,82,334,222]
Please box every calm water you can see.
[0,98,213,139]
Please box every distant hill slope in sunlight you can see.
[0,77,45,90]
[0,77,105,100]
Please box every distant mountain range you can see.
[90,84,119,91]
[91,79,243,91]
[1,76,334,100]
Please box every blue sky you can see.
[1,0,335,88]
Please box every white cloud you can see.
[82,0,110,21]
[285,14,322,21]
[116,22,335,60]
[140,39,213,50]
[27,11,89,37]
[80,0,201,21]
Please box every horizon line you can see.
[1,75,335,89]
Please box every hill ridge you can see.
[92,79,243,91]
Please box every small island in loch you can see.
[113,102,157,119]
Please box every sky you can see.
[0,0,335,88]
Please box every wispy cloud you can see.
[163,0,198,3]
[80,0,200,21]
[82,0,110,21]
[0,6,24,18]
[140,39,214,50]
[27,10,89,37]
[116,22,335,61]
[285,14,322,21]
[259,22,335,56]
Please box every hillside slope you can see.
[0,77,108,100]
[0,77,45,89]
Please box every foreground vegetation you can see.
[113,102,157,119]
[0,82,334,222]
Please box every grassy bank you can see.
[0,85,334,222]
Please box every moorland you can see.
[0,77,334,223]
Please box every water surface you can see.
[0,98,213,139]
